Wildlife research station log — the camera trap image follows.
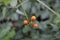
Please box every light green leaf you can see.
[0,27,10,38]
[2,7,6,18]
[10,0,17,8]
[0,0,3,2]
[3,28,15,40]
[4,0,10,5]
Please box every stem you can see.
[16,0,26,8]
[16,0,29,20]
[24,9,29,20]
[37,0,60,17]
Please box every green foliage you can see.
[0,0,60,40]
[0,0,3,2]
[0,0,10,5]
[3,28,15,40]
[2,7,6,18]
[3,0,10,5]
[23,25,31,33]
[0,27,10,38]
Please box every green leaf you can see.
[0,27,10,38]
[0,0,3,2]
[3,0,10,5]
[2,7,6,18]
[23,25,31,33]
[3,28,15,40]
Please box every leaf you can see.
[23,25,31,33]
[3,28,15,40]
[54,17,60,25]
[0,0,3,2]
[0,26,11,38]
[2,7,6,18]
[57,22,60,28]
[3,0,10,5]
[10,0,17,8]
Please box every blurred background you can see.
[0,0,60,40]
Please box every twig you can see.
[22,8,29,20]
[16,0,27,8]
[37,0,60,17]
[16,0,29,20]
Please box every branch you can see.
[37,0,60,17]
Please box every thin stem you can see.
[20,1,29,20]
[24,9,29,20]
[37,0,60,17]
[16,0,29,20]
[16,0,26,8]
